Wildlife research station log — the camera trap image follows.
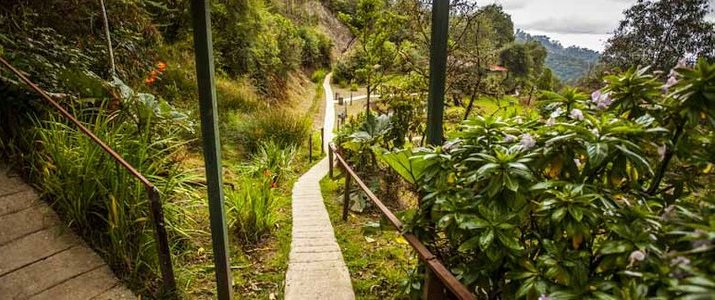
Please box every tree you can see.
[339,0,403,115]
[602,0,714,71]
[499,40,547,97]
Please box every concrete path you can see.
[284,74,354,299]
[0,164,135,300]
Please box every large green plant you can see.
[380,62,715,298]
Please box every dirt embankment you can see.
[302,1,354,58]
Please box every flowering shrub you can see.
[379,60,715,298]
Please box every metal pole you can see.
[426,0,449,146]
[147,188,177,296]
[190,1,233,299]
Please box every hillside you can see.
[515,29,600,83]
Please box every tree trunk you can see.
[99,0,115,77]
[648,119,685,195]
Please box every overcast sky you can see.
[487,0,693,52]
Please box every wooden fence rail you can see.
[328,143,475,300]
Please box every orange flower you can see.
[150,69,160,77]
[145,76,156,85]
[263,169,272,178]
[156,61,167,71]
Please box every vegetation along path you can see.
[0,164,135,300]
[284,74,354,299]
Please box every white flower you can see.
[546,117,556,126]
[538,294,550,300]
[591,128,599,136]
[663,76,678,93]
[504,134,517,143]
[657,144,667,161]
[550,107,564,118]
[591,90,612,110]
[591,90,602,102]
[676,58,688,69]
[569,109,584,121]
[574,158,582,168]
[519,133,536,150]
[629,250,646,264]
[670,256,691,266]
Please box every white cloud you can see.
[523,17,614,34]
[486,0,637,51]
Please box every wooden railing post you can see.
[308,133,313,163]
[328,145,334,179]
[320,128,325,155]
[423,267,449,300]
[342,174,351,221]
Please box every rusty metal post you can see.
[423,267,449,300]
[328,145,334,179]
[147,188,177,296]
[342,174,351,221]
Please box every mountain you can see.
[515,30,600,83]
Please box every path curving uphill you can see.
[284,74,354,299]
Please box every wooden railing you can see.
[328,143,475,300]
[0,57,177,294]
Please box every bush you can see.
[380,62,715,298]
[241,141,296,186]
[233,108,310,153]
[17,107,194,294]
[311,69,328,83]
[225,178,276,243]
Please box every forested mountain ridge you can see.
[515,29,600,82]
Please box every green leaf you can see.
[587,142,609,166]
[373,148,434,184]
[480,229,495,250]
[458,235,481,252]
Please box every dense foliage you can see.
[377,61,714,298]
[602,0,714,71]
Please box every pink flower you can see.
[592,90,612,110]
[663,76,678,93]
[569,109,584,121]
[629,250,646,264]
[519,134,536,149]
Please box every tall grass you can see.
[225,178,276,243]
[241,141,296,186]
[229,108,310,153]
[20,109,197,295]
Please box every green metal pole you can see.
[426,0,449,146]
[190,1,233,299]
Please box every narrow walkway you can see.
[0,164,135,299]
[284,74,354,299]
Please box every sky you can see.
[487,0,638,52]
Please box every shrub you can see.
[225,178,276,243]
[380,61,715,298]
[311,69,328,83]
[233,108,310,153]
[241,141,297,186]
[21,107,195,293]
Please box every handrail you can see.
[0,57,177,294]
[329,143,475,300]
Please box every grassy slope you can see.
[172,70,326,299]
[319,172,416,299]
